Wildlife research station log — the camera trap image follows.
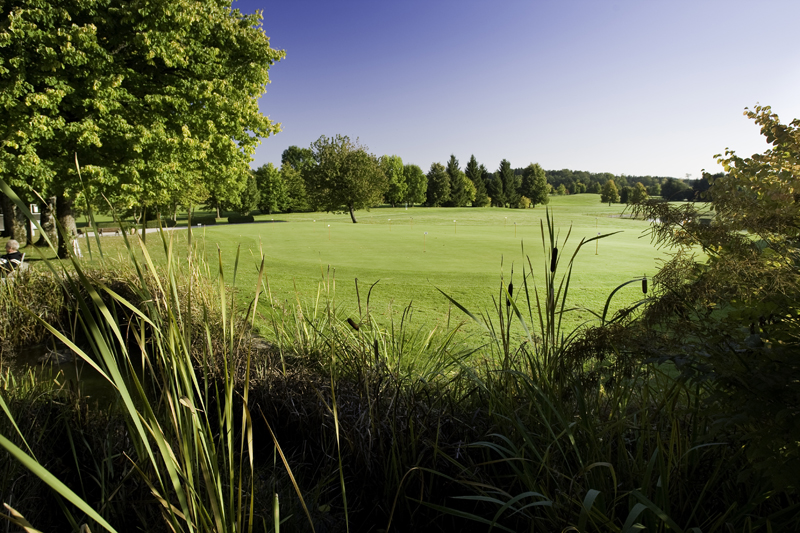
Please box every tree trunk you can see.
[56,194,77,258]
[39,196,58,247]
[1,194,12,238]
[349,205,358,223]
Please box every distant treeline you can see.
[214,143,718,217]
[532,168,715,201]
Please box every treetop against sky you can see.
[243,0,800,178]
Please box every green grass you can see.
[6,195,666,336]
[196,196,666,333]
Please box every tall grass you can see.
[2,176,798,532]
[0,178,274,531]
[427,209,796,532]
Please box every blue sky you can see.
[236,0,800,178]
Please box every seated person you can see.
[0,239,23,273]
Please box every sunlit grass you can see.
[54,196,665,339]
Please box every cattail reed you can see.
[506,281,513,307]
[347,318,360,331]
[550,248,558,272]
[642,275,648,295]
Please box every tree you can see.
[661,178,692,201]
[465,156,489,207]
[230,172,260,216]
[486,172,504,207]
[445,155,468,207]
[0,0,283,255]
[601,180,620,203]
[425,163,450,207]
[629,182,649,204]
[254,163,287,215]
[304,135,387,223]
[282,146,315,171]
[403,164,427,206]
[647,183,661,196]
[380,155,406,207]
[282,165,311,212]
[499,159,519,207]
[521,163,549,207]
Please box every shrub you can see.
[517,195,532,209]
[227,214,255,224]
[192,216,217,225]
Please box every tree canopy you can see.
[380,155,406,207]
[521,163,549,207]
[425,162,450,207]
[403,163,427,206]
[303,135,387,223]
[601,180,620,203]
[0,0,283,251]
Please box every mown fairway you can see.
[195,195,667,333]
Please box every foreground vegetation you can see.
[0,213,796,531]
[2,107,800,532]
[57,195,663,336]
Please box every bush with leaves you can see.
[629,105,800,491]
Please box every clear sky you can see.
[236,0,800,178]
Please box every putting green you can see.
[198,196,668,333]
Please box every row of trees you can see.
[238,142,702,222]
[243,146,554,223]
[0,0,283,254]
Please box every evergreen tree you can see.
[465,156,489,207]
[445,155,468,207]
[499,159,519,207]
[426,162,450,206]
[486,172,505,207]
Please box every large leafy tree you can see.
[281,146,315,172]
[254,163,287,215]
[601,179,620,203]
[403,163,427,206]
[0,0,283,254]
[304,135,386,223]
[380,154,406,207]
[521,163,549,207]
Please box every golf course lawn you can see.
[188,195,670,335]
